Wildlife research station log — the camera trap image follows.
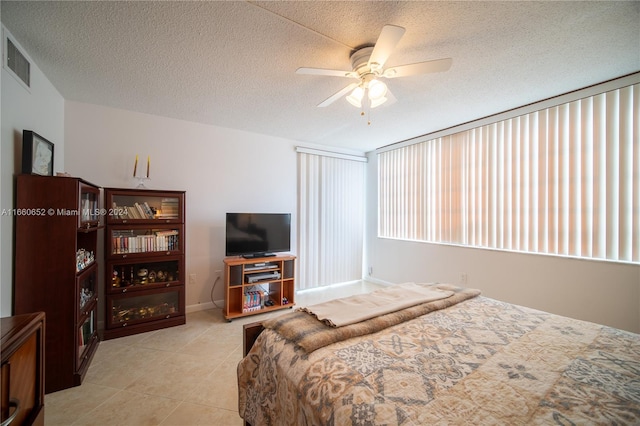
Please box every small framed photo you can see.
[22,130,54,176]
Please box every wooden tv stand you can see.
[223,255,295,321]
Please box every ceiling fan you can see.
[296,25,452,110]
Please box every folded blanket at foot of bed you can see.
[263,283,481,353]
[299,282,455,327]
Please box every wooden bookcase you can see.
[223,255,295,321]
[14,175,101,393]
[103,188,186,339]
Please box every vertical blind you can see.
[379,83,639,264]
[298,152,366,289]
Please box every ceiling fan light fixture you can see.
[298,24,453,111]
[346,86,364,108]
[370,96,388,109]
[367,79,387,100]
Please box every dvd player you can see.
[245,263,278,272]
[246,271,281,283]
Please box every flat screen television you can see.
[225,213,291,258]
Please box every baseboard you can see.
[363,277,393,286]
[186,281,391,314]
[186,300,224,313]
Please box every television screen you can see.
[225,213,291,258]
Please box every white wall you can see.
[0,26,65,317]
[364,152,640,333]
[64,101,297,312]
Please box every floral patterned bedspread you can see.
[238,295,640,425]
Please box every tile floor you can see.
[44,280,383,425]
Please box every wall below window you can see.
[365,152,640,333]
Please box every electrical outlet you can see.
[214,270,222,279]
[189,273,196,285]
[460,272,468,284]
[368,266,373,276]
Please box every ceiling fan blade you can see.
[317,83,359,107]
[383,58,453,78]
[368,25,406,68]
[296,67,357,78]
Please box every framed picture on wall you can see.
[22,130,54,176]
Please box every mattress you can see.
[238,287,640,425]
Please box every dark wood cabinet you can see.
[103,188,186,339]
[1,312,45,426]
[14,175,100,394]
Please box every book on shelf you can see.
[110,202,159,220]
[143,202,155,218]
[157,198,179,219]
[111,202,120,219]
[134,203,146,219]
[133,202,155,219]
[111,202,136,219]
[111,229,179,254]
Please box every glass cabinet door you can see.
[77,308,96,367]
[108,226,182,256]
[109,257,182,293]
[108,288,183,328]
[76,232,97,274]
[77,264,97,317]
[106,190,183,223]
[78,181,100,229]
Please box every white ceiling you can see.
[1,1,638,153]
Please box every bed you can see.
[237,283,640,425]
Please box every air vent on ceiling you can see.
[6,36,31,88]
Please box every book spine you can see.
[135,203,146,219]
[143,202,154,219]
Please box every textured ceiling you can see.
[1,1,638,152]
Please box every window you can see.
[378,83,639,264]
[298,149,366,289]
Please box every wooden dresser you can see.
[1,312,45,426]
